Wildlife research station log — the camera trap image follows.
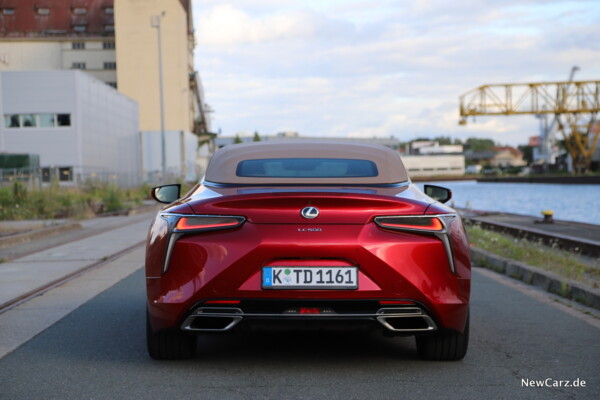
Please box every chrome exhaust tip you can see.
[181,307,243,332]
[376,307,437,332]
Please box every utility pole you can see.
[151,12,166,179]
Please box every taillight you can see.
[374,216,443,232]
[175,216,245,232]
[374,214,457,274]
[158,213,246,274]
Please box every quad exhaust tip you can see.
[181,307,243,332]
[376,307,437,332]
[181,306,437,333]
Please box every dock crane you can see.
[459,77,600,173]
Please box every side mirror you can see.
[151,184,181,204]
[424,184,452,204]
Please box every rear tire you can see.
[146,310,196,360]
[415,314,469,361]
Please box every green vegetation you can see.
[466,224,600,288]
[0,181,153,220]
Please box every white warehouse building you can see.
[401,155,465,177]
[0,70,141,187]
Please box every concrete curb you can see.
[0,222,82,249]
[470,246,600,310]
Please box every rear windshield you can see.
[236,158,379,178]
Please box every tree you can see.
[433,136,453,145]
[253,131,261,142]
[465,138,495,151]
[518,145,534,165]
[234,134,243,144]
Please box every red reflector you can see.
[204,300,241,305]
[176,217,241,231]
[299,307,321,314]
[379,300,415,305]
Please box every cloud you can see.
[196,4,356,46]
[193,1,600,145]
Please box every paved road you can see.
[1,266,598,399]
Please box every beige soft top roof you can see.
[204,140,408,185]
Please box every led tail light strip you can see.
[160,214,246,273]
[374,214,457,274]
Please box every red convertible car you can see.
[146,141,470,360]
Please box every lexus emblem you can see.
[301,206,319,219]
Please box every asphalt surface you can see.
[1,267,598,399]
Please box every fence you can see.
[0,166,141,189]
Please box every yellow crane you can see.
[459,80,600,173]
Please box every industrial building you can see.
[0,0,213,184]
[0,70,140,186]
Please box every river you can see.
[418,180,600,226]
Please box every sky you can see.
[192,0,600,146]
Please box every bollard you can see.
[541,209,554,223]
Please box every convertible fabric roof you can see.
[204,140,408,184]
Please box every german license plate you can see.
[262,267,358,289]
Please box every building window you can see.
[104,7,114,14]
[107,82,117,89]
[2,8,15,15]
[73,25,86,33]
[36,8,50,15]
[72,42,85,50]
[5,115,20,128]
[103,41,115,49]
[3,114,71,128]
[57,114,71,127]
[22,114,37,127]
[104,25,114,32]
[59,167,73,182]
[42,168,51,183]
[39,114,56,128]
[73,8,87,15]
[103,62,116,70]
[72,62,86,69]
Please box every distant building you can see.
[0,0,213,183]
[0,0,118,87]
[464,150,497,166]
[141,130,200,183]
[401,155,465,177]
[464,146,527,168]
[410,140,462,155]
[0,70,140,186]
[489,146,526,168]
[115,0,209,135]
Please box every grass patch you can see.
[466,224,600,288]
[0,181,154,220]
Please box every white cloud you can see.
[196,4,354,46]
[193,0,600,145]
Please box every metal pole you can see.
[152,13,167,180]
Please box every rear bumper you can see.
[148,297,469,335]
[146,222,470,334]
[180,304,437,334]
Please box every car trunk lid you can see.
[188,192,430,224]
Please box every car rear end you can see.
[146,189,470,360]
[145,141,470,361]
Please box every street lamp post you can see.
[151,12,166,180]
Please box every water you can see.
[418,180,600,226]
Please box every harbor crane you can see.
[459,79,600,173]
